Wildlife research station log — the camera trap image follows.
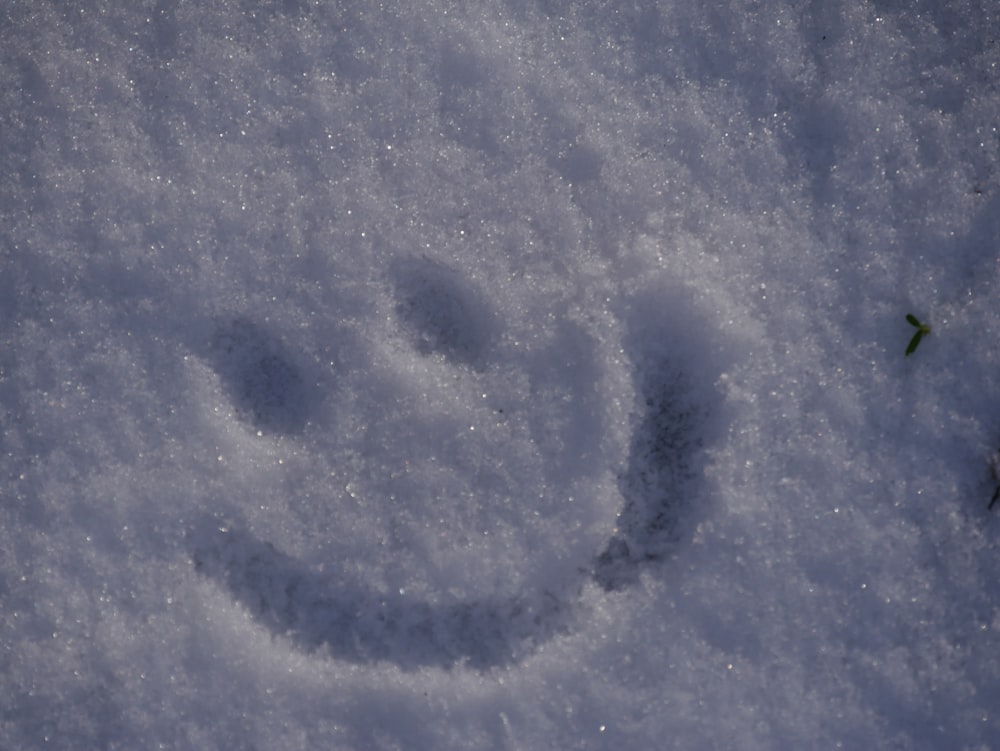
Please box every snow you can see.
[2,1,999,748]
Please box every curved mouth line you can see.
[188,520,572,671]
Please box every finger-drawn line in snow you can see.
[191,274,723,670]
[594,288,722,590]
[189,520,570,670]
[594,367,708,589]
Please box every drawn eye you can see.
[208,318,313,435]
[390,256,497,367]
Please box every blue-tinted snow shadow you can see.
[389,256,499,370]
[187,518,569,671]
[204,317,317,435]
[594,282,733,590]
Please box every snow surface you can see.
[2,1,1000,749]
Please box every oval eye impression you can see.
[208,317,311,435]
[390,256,496,367]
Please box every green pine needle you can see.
[904,314,931,356]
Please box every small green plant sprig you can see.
[904,314,931,356]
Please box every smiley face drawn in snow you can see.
[188,256,725,670]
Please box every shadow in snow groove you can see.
[207,318,312,435]
[593,287,724,591]
[188,520,569,671]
